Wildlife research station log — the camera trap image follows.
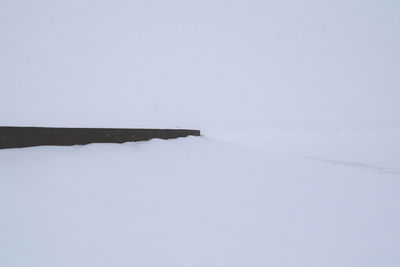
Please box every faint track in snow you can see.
[304,157,400,176]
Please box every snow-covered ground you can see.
[2,0,399,265]
[1,130,399,267]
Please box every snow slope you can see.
[1,131,400,267]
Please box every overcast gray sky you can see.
[1,0,399,130]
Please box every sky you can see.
[1,0,399,131]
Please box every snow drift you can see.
[1,130,399,267]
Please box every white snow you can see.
[1,130,399,267]
[1,0,399,265]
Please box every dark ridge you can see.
[0,126,201,149]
